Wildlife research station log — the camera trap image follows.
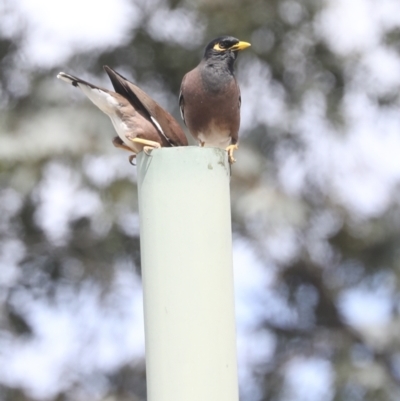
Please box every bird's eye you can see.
[213,40,236,51]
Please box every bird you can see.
[179,36,251,164]
[57,66,188,164]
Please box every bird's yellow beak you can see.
[230,41,251,51]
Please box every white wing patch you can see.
[179,91,185,123]
[150,115,173,145]
[150,116,164,136]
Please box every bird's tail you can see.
[57,72,117,115]
[57,72,98,90]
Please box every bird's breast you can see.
[200,65,233,93]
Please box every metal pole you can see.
[137,146,238,401]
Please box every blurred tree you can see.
[1,0,400,400]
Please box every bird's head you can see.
[203,36,251,63]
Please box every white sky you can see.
[1,0,138,67]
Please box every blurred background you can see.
[1,0,400,400]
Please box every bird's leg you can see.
[112,137,137,165]
[199,140,205,147]
[112,136,133,152]
[127,137,161,156]
[226,144,239,164]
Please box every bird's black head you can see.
[203,36,251,64]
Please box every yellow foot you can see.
[127,137,161,156]
[143,145,158,156]
[226,144,239,164]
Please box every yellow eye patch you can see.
[213,43,225,51]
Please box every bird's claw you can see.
[127,137,161,157]
[226,144,239,164]
[143,146,153,156]
[129,154,137,165]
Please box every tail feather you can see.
[57,71,120,115]
[57,72,100,90]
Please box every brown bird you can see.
[179,36,250,164]
[57,66,187,163]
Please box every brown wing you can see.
[104,66,188,147]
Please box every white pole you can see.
[137,146,238,401]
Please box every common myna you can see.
[57,66,188,163]
[179,36,250,164]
